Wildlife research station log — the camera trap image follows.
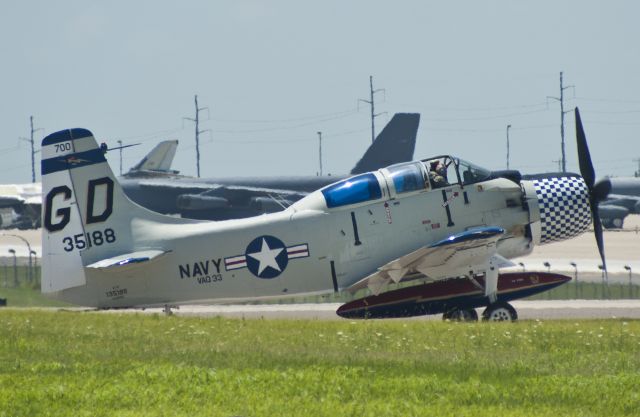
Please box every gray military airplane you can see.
[119,113,420,220]
[0,183,42,229]
[0,139,179,230]
[39,108,609,321]
[599,177,640,228]
[122,139,180,178]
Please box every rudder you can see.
[41,129,149,292]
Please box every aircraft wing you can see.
[173,184,309,211]
[346,226,511,296]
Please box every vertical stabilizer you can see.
[126,140,179,175]
[350,113,420,175]
[41,129,158,292]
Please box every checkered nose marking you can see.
[532,176,592,244]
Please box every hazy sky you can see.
[2,1,639,184]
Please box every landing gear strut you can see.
[482,302,517,321]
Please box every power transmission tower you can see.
[359,76,385,143]
[547,72,575,172]
[506,124,512,170]
[20,116,43,183]
[317,131,323,176]
[183,95,210,178]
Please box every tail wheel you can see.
[482,302,518,322]
[443,308,478,322]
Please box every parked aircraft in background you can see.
[0,183,41,229]
[122,139,180,178]
[39,108,608,321]
[119,113,420,220]
[599,177,640,228]
[0,139,180,230]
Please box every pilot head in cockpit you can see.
[429,160,448,188]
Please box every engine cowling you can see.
[522,173,592,245]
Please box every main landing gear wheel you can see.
[443,308,478,322]
[482,302,518,322]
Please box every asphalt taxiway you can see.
[85,300,640,320]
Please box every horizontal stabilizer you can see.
[86,250,170,270]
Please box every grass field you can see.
[1,310,639,416]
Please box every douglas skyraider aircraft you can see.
[41,109,610,321]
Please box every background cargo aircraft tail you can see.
[41,129,191,293]
[124,139,180,178]
[350,113,420,175]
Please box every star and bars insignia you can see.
[224,235,310,279]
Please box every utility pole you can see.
[183,95,210,178]
[20,116,42,183]
[117,140,123,176]
[547,72,574,172]
[359,76,385,143]
[317,131,323,176]
[633,158,640,177]
[506,124,512,170]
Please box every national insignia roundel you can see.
[245,235,289,279]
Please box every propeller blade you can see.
[592,202,608,278]
[575,108,595,190]
[576,107,608,279]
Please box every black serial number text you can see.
[63,228,116,252]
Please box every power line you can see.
[197,127,370,145]
[422,108,550,122]
[210,108,358,124]
[394,101,550,113]
[210,111,359,134]
[113,126,184,142]
[575,96,640,105]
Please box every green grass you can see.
[1,310,639,416]
[0,286,70,307]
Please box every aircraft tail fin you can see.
[40,129,187,293]
[125,140,179,177]
[350,113,420,175]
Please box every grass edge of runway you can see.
[1,310,640,417]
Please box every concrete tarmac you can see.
[1,216,638,320]
[76,300,640,320]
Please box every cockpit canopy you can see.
[322,173,382,208]
[318,156,491,209]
